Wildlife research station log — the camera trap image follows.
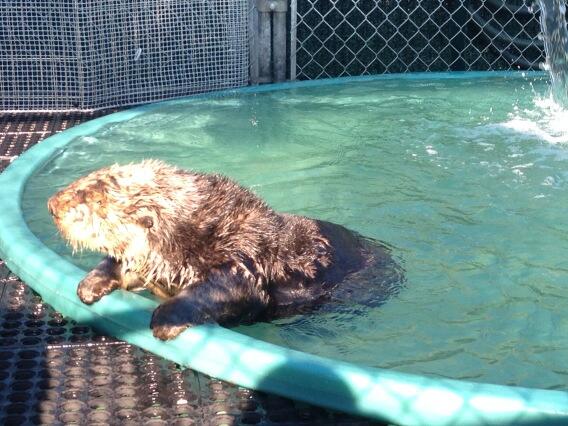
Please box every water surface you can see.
[23,75,568,389]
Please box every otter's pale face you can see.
[47,169,154,259]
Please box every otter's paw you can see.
[77,275,119,305]
[151,323,190,341]
[150,302,200,341]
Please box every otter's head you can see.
[47,160,186,261]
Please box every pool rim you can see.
[1,70,567,425]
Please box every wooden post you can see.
[289,0,297,81]
[256,0,288,83]
[249,0,259,85]
[258,4,272,83]
[272,1,287,82]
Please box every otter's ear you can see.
[138,216,154,228]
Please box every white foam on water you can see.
[425,145,438,155]
[497,96,568,144]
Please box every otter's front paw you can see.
[151,323,191,341]
[150,302,202,341]
[77,275,119,304]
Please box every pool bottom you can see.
[2,72,568,425]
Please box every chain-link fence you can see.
[291,0,552,80]
[0,0,249,111]
[0,1,562,110]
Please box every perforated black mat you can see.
[0,113,387,426]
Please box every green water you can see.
[23,75,568,390]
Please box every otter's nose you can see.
[47,197,57,217]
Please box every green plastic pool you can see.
[2,71,568,425]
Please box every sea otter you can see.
[48,160,402,340]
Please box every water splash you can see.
[502,95,568,144]
[504,1,568,143]
[538,0,568,105]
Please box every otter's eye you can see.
[75,190,87,203]
[138,216,154,228]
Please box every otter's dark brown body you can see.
[48,160,401,340]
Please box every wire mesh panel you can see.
[292,0,552,80]
[0,0,249,111]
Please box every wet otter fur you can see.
[48,160,402,340]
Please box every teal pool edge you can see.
[1,71,567,425]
